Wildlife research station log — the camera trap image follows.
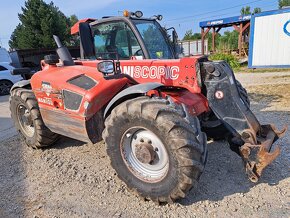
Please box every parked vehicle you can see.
[9,11,286,203]
[0,48,12,63]
[0,62,22,95]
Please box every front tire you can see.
[103,96,207,203]
[10,88,59,148]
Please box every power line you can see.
[165,0,276,23]
[165,2,277,26]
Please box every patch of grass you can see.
[247,84,290,111]
[209,53,240,70]
[236,67,290,73]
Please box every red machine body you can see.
[8,12,286,200]
[31,57,209,143]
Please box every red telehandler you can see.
[10,11,286,203]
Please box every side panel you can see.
[10,80,31,93]
[80,57,203,94]
[39,108,89,142]
[249,8,290,68]
[31,65,129,142]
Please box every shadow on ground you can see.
[0,90,288,215]
[50,136,85,150]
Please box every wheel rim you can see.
[121,127,169,183]
[17,104,35,137]
[0,81,12,95]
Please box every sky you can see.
[0,0,279,49]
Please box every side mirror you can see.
[97,61,115,75]
[172,29,178,44]
[172,29,179,58]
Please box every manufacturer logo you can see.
[41,81,52,96]
[37,97,53,105]
[121,66,180,80]
[210,20,223,25]
[283,20,290,37]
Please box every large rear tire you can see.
[10,88,59,148]
[103,96,207,203]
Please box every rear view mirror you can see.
[97,61,114,75]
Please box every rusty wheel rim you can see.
[17,104,35,137]
[121,127,169,183]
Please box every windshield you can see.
[92,22,143,60]
[132,20,174,59]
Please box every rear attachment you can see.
[201,60,287,182]
[240,124,286,182]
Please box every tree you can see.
[67,14,79,46]
[217,30,239,51]
[253,7,262,14]
[69,15,79,27]
[183,30,193,40]
[241,6,261,15]
[9,0,78,49]
[241,6,251,15]
[183,30,201,40]
[279,0,290,9]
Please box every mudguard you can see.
[104,82,163,118]
[10,80,31,93]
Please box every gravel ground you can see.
[0,72,289,218]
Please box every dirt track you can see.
[0,72,289,218]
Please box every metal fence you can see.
[178,39,208,56]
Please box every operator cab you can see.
[78,11,177,60]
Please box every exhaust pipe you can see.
[53,35,74,66]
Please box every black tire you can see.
[202,80,250,140]
[10,88,59,148]
[0,80,13,96]
[103,96,207,203]
[236,80,250,108]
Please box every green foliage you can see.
[9,0,78,49]
[253,7,262,14]
[241,6,261,15]
[183,30,202,40]
[279,0,290,9]
[209,53,240,69]
[217,30,239,51]
[207,32,221,51]
[241,6,251,15]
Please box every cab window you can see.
[92,22,143,60]
[133,20,174,59]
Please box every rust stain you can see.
[240,124,287,182]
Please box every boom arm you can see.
[201,60,287,182]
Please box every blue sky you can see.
[0,0,279,49]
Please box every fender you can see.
[10,80,31,93]
[104,82,163,118]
